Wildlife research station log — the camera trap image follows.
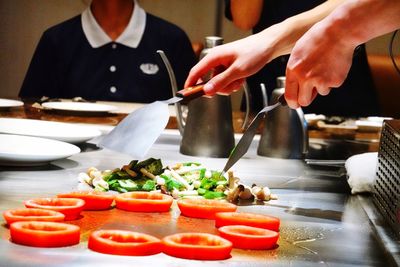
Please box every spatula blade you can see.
[98,101,170,159]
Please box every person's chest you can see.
[58,42,171,103]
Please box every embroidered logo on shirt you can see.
[140,63,159,75]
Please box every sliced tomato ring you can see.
[215,212,280,231]
[88,230,162,256]
[177,198,237,219]
[57,191,115,211]
[218,225,279,250]
[115,192,173,212]
[24,198,85,221]
[10,221,80,247]
[162,233,232,260]
[3,208,65,225]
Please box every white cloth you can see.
[345,152,378,194]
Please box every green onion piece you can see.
[203,191,226,199]
[199,168,206,179]
[183,162,201,166]
[142,180,156,191]
[197,188,207,195]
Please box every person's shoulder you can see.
[145,13,188,38]
[42,15,82,39]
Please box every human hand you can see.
[185,32,276,96]
[285,18,357,109]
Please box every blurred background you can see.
[0,0,399,114]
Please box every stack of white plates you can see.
[0,118,103,166]
[0,134,81,166]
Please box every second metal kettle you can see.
[257,77,309,159]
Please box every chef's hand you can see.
[285,20,356,109]
[185,31,277,96]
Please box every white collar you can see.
[81,0,146,48]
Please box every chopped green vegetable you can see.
[203,191,226,199]
[161,174,184,191]
[200,177,216,190]
[197,188,207,195]
[118,179,139,191]
[142,180,156,191]
[183,162,201,166]
[81,159,231,200]
[132,158,163,175]
[199,168,206,179]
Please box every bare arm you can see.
[268,0,346,57]
[285,0,400,109]
[185,0,346,95]
[230,0,263,30]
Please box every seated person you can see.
[225,0,380,117]
[19,0,197,103]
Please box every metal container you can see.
[373,119,400,236]
[179,36,234,157]
[257,77,308,159]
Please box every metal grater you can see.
[373,119,400,236]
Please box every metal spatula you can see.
[97,51,204,158]
[221,95,287,174]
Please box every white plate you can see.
[42,102,117,113]
[0,134,80,166]
[0,98,23,109]
[0,118,102,144]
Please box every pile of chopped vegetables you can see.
[78,158,276,201]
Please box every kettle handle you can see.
[157,50,185,135]
[241,82,251,129]
[295,108,309,155]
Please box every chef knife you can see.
[221,95,287,175]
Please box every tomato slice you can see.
[24,198,85,221]
[162,233,232,260]
[3,208,65,225]
[215,212,280,231]
[88,230,162,256]
[57,191,115,211]
[115,192,173,212]
[177,198,237,219]
[10,221,80,247]
[218,225,279,250]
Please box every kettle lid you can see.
[276,76,286,88]
[204,36,223,48]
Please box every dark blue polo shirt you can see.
[19,11,197,103]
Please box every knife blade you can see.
[221,95,287,174]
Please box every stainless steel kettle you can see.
[177,36,249,157]
[257,77,308,159]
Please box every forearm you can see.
[230,0,263,30]
[323,0,400,48]
[257,0,345,59]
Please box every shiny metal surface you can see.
[179,36,235,158]
[98,100,170,158]
[180,95,235,157]
[258,87,308,159]
[0,129,390,266]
